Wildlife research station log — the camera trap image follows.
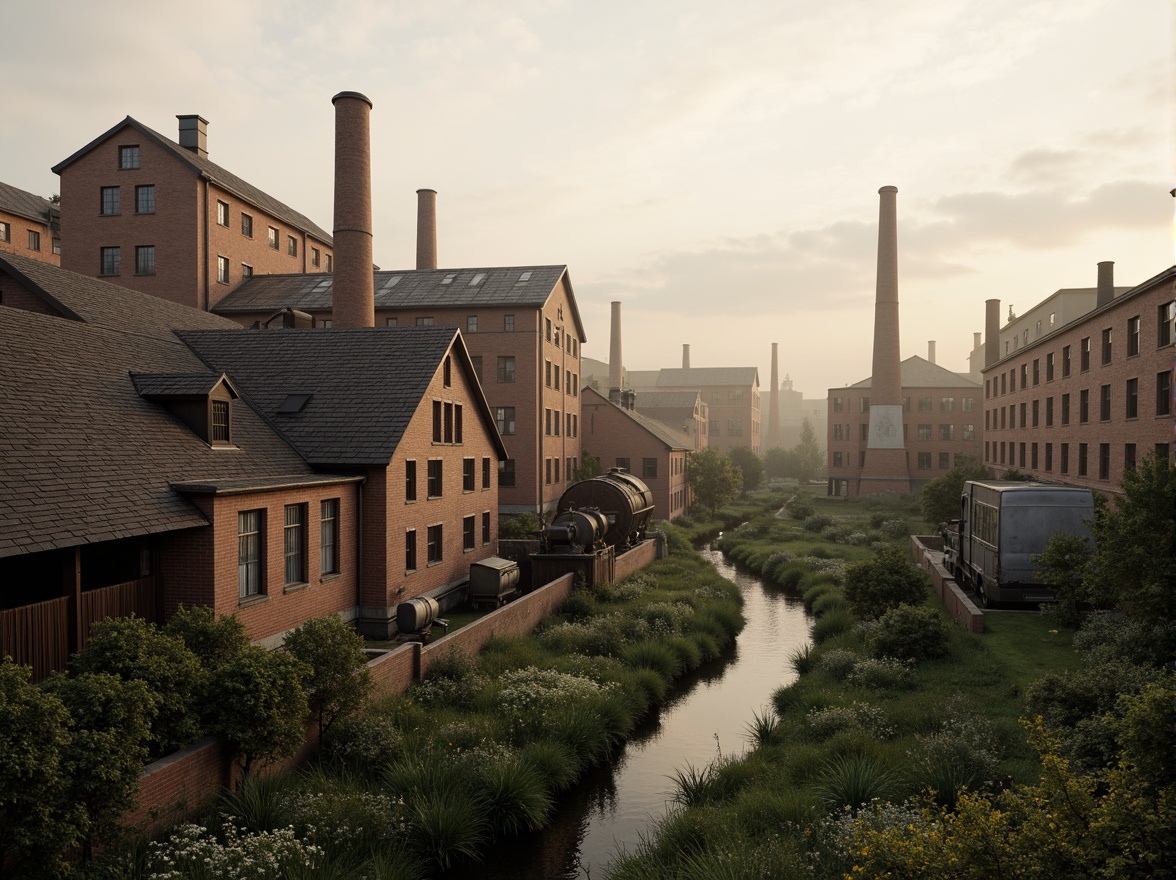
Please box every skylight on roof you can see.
[469,273,486,286]
[277,393,313,414]
[441,273,457,285]
[517,271,532,282]
[380,275,402,290]
[314,279,332,291]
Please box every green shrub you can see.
[322,711,404,772]
[807,701,894,740]
[812,593,847,617]
[813,754,897,810]
[842,545,930,619]
[789,497,815,519]
[845,657,915,690]
[803,514,835,532]
[868,605,950,663]
[164,604,249,671]
[284,616,371,743]
[816,648,859,681]
[1071,614,1174,667]
[498,512,541,539]
[475,757,553,835]
[622,640,684,682]
[812,608,854,644]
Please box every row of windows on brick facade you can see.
[831,451,975,470]
[984,440,1168,480]
[214,198,329,268]
[99,184,155,216]
[611,456,661,479]
[544,456,582,484]
[405,456,494,501]
[710,418,754,437]
[831,395,978,414]
[544,315,579,357]
[544,409,578,437]
[986,310,1172,400]
[831,423,977,442]
[238,499,340,601]
[0,223,59,255]
[984,373,1171,430]
[404,512,492,571]
[99,245,156,276]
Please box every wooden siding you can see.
[0,596,69,681]
[80,576,160,650]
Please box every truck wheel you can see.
[978,585,994,609]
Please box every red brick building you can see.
[980,265,1174,495]
[581,387,692,520]
[628,367,761,455]
[52,115,332,311]
[633,390,709,451]
[210,265,585,516]
[0,181,59,266]
[826,357,983,497]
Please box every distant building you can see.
[52,114,333,311]
[775,374,828,451]
[633,390,709,451]
[627,367,761,455]
[0,181,59,266]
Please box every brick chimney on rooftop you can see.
[331,91,375,329]
[1097,261,1114,308]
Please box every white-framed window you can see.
[238,510,263,599]
[217,200,230,226]
[217,255,230,284]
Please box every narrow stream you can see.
[455,544,812,879]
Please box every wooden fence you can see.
[80,577,159,652]
[0,596,69,681]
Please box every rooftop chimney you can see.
[331,91,375,329]
[985,299,1001,368]
[177,115,208,159]
[416,189,438,271]
[973,331,982,350]
[682,344,690,368]
[609,301,623,403]
[927,340,936,364]
[766,342,781,449]
[1097,261,1114,308]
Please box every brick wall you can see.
[0,207,59,266]
[911,535,983,633]
[614,540,657,582]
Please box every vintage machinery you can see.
[551,468,655,550]
[468,556,521,608]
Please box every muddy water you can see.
[454,545,812,879]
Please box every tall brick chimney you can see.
[1097,261,1114,308]
[609,301,623,404]
[766,342,781,449]
[682,344,690,368]
[416,189,438,271]
[985,299,1001,368]
[858,186,910,495]
[927,340,936,364]
[331,92,375,329]
[177,115,208,158]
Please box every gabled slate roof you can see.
[584,388,690,450]
[849,356,982,389]
[0,253,320,559]
[0,181,57,225]
[635,390,704,409]
[212,265,586,342]
[131,372,238,400]
[52,117,331,244]
[657,366,760,388]
[179,327,508,466]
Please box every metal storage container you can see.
[396,595,440,633]
[557,468,655,548]
[468,556,521,607]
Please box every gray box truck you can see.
[946,481,1094,607]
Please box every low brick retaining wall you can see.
[911,535,984,634]
[614,540,657,582]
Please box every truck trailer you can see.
[945,481,1094,607]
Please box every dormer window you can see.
[211,400,230,443]
[131,371,239,447]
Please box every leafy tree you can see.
[209,645,309,778]
[727,446,763,491]
[1087,452,1175,620]
[70,615,205,758]
[686,448,742,516]
[571,451,601,484]
[284,615,372,744]
[1032,532,1094,627]
[43,672,157,861]
[0,658,79,877]
[164,604,249,671]
[918,455,991,525]
[762,446,793,480]
[868,604,950,662]
[842,544,931,619]
[792,417,824,482]
[499,512,541,539]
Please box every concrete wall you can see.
[911,534,984,633]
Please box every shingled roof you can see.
[656,366,760,388]
[849,356,982,389]
[179,327,508,466]
[0,253,322,559]
[0,180,57,225]
[212,265,586,341]
[584,388,691,450]
[51,117,331,244]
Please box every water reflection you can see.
[449,546,811,880]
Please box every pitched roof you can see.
[51,117,331,244]
[584,388,690,450]
[848,356,982,389]
[179,326,508,466]
[656,366,760,388]
[0,180,57,225]
[0,253,320,559]
[212,265,586,341]
[634,390,703,409]
[131,372,237,399]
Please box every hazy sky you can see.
[4,0,1171,397]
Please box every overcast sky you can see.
[4,0,1171,397]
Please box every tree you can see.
[763,447,794,480]
[209,645,309,778]
[572,450,601,484]
[919,455,991,525]
[727,446,763,491]
[284,615,372,744]
[70,615,205,758]
[1087,453,1175,620]
[686,448,742,516]
[842,544,931,619]
[164,604,249,671]
[792,418,824,482]
[0,658,79,876]
[43,672,157,861]
[1033,532,1094,627]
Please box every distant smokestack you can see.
[331,92,375,329]
[682,344,690,368]
[767,342,781,449]
[609,301,622,401]
[927,340,936,364]
[177,115,208,158]
[416,189,438,271]
[973,332,982,350]
[985,299,1001,368]
[1097,261,1114,308]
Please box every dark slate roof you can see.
[179,327,508,466]
[0,253,322,559]
[212,265,586,341]
[131,372,237,399]
[849,356,982,390]
[0,181,56,225]
[51,117,331,244]
[635,390,703,409]
[584,388,690,450]
[657,366,760,388]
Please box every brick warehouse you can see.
[980,263,1175,495]
[0,251,506,676]
[0,180,60,266]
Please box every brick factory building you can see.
[627,367,761,455]
[0,180,59,266]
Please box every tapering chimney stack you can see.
[973,332,982,350]
[766,342,781,449]
[331,91,375,329]
[682,344,690,368]
[177,115,208,158]
[927,340,936,364]
[416,189,438,271]
[985,299,1001,368]
[609,301,623,403]
[1097,261,1114,308]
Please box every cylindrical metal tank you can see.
[468,556,521,605]
[396,596,439,633]
[557,468,655,548]
[549,507,611,551]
